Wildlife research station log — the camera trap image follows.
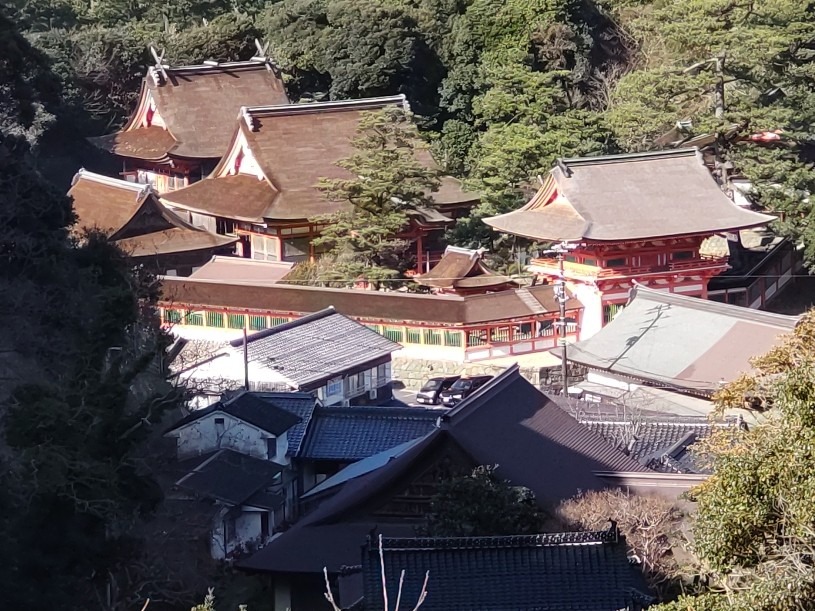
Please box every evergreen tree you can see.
[311,107,440,289]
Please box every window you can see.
[603,303,625,325]
[467,330,487,346]
[162,309,182,324]
[186,311,204,326]
[490,327,510,343]
[423,329,442,345]
[671,251,695,261]
[249,315,268,331]
[383,327,404,342]
[216,218,236,235]
[582,258,597,266]
[250,233,279,261]
[444,330,463,347]
[227,314,245,329]
[377,363,390,383]
[282,237,310,262]
[406,328,421,344]
[206,311,224,327]
[326,377,343,396]
[214,417,225,438]
[606,258,626,268]
[267,437,277,459]
[270,316,290,327]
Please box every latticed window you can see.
[444,331,462,347]
[382,327,404,342]
[490,327,511,343]
[186,311,204,326]
[227,314,246,329]
[270,317,289,327]
[406,328,421,344]
[423,329,442,345]
[248,315,268,331]
[366,324,381,333]
[603,303,625,325]
[467,330,486,347]
[162,309,182,324]
[206,311,224,327]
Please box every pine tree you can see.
[312,106,440,289]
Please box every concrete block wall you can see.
[392,357,586,391]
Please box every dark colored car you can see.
[439,375,493,406]
[416,376,460,405]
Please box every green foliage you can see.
[311,107,440,288]
[652,313,815,609]
[424,465,548,537]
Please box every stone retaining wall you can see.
[392,356,585,390]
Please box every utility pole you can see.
[544,241,578,395]
[243,327,250,391]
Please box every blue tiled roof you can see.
[298,406,440,462]
[362,530,654,611]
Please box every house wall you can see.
[170,411,288,464]
[209,509,271,560]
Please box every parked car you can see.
[416,376,460,405]
[439,375,493,406]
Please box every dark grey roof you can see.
[240,368,652,575]
[176,449,284,506]
[165,391,306,436]
[362,530,653,611]
[580,419,728,474]
[484,148,774,242]
[251,391,317,456]
[229,307,400,388]
[567,284,799,394]
[298,406,440,462]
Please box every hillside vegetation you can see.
[2,0,815,608]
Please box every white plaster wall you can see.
[586,371,638,392]
[235,511,262,547]
[170,411,275,461]
[571,282,604,340]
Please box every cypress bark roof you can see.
[484,149,775,242]
[162,96,480,222]
[159,275,582,326]
[69,170,236,257]
[89,60,289,161]
[415,246,515,291]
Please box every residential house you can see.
[239,365,677,610]
[89,58,288,191]
[170,308,401,407]
[159,267,583,363]
[484,149,775,338]
[565,284,799,414]
[353,528,653,611]
[171,449,286,560]
[294,406,440,497]
[159,95,479,271]
[69,169,236,275]
[163,391,317,558]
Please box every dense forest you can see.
[2,0,815,609]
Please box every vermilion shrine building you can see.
[90,58,288,191]
[160,95,479,270]
[485,149,775,338]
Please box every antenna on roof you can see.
[149,45,169,84]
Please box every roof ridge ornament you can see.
[149,45,169,85]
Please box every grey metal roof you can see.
[362,530,653,611]
[484,148,775,242]
[298,406,439,462]
[175,449,284,506]
[229,308,400,388]
[567,284,799,394]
